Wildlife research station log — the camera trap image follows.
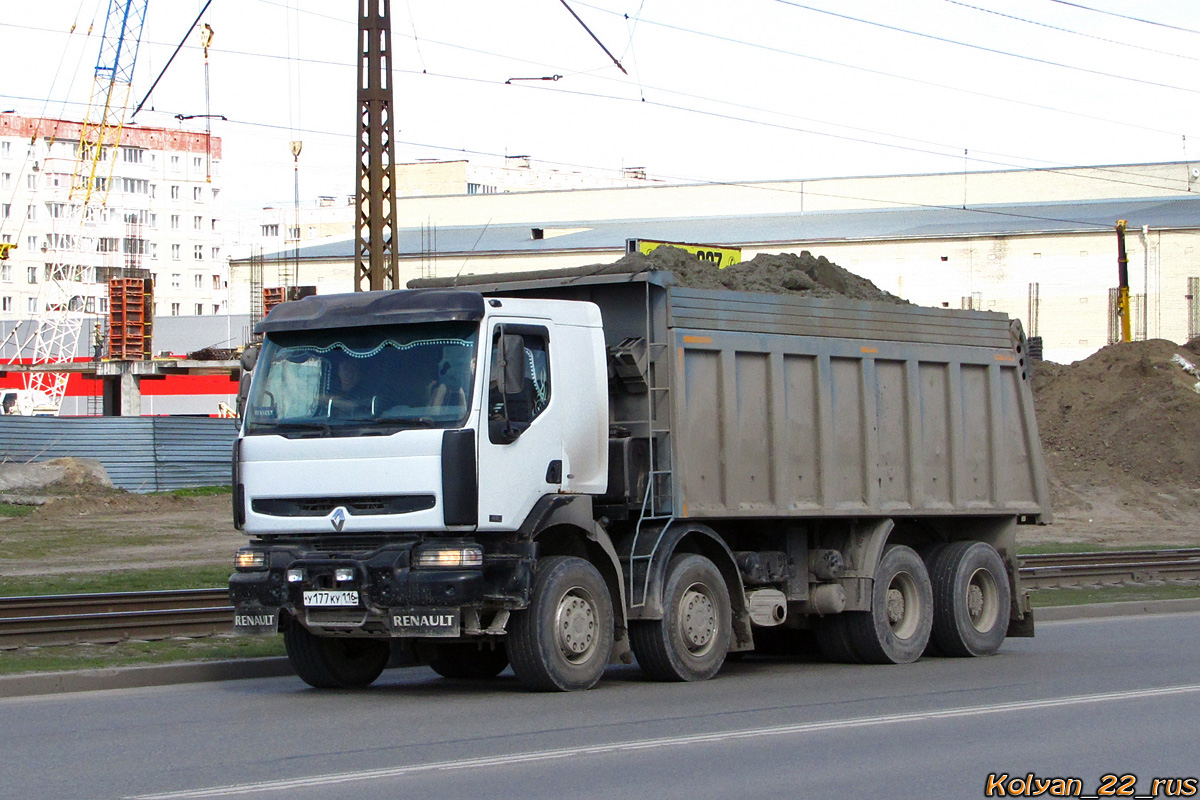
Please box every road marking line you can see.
[128,683,1200,799]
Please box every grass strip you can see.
[0,565,233,597]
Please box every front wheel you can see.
[841,544,933,664]
[929,541,1011,657]
[630,554,731,682]
[507,556,614,691]
[283,621,390,689]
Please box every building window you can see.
[0,264,10,282]
[170,214,180,229]
[193,156,202,169]
[27,297,36,313]
[25,235,36,251]
[149,183,157,199]
[122,147,144,163]
[193,186,202,201]
[171,273,181,289]
[25,205,35,221]
[170,185,180,200]
[149,213,157,228]
[261,224,279,237]
[171,302,180,316]
[171,244,181,260]
[0,142,9,157]
[467,183,497,195]
[26,174,37,190]
[100,298,108,313]
[211,246,220,260]
[170,155,180,171]
[1,204,7,219]
[287,226,299,239]
[27,266,37,284]
[211,218,218,231]
[193,215,202,230]
[193,245,202,261]
[150,242,158,260]
[194,274,203,289]
[1,297,10,312]
[212,304,221,315]
[194,303,203,315]
[212,274,221,289]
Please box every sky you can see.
[3,0,1200,217]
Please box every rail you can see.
[1,550,1198,648]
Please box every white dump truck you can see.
[230,266,1050,691]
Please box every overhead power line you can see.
[945,0,1200,63]
[773,0,1200,97]
[1045,0,1200,36]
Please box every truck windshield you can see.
[243,322,478,437]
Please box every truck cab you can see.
[231,288,617,690]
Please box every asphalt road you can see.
[3,612,1198,800]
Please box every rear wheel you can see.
[507,556,614,692]
[842,544,933,664]
[929,541,1011,657]
[428,641,510,679]
[283,622,390,689]
[630,554,731,681]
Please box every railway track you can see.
[2,550,1198,649]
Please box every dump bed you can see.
[412,268,1051,523]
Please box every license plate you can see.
[390,607,461,637]
[303,590,360,607]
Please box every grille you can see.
[253,495,436,517]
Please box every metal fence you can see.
[0,416,237,492]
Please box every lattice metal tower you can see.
[355,0,400,291]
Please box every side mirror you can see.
[498,334,525,395]
[239,344,260,372]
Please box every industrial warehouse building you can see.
[233,161,1200,365]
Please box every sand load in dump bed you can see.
[412,246,907,305]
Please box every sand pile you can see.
[1032,339,1200,487]
[605,246,908,303]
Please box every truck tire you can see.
[630,554,731,682]
[929,541,1011,657]
[283,622,390,689]
[428,641,510,679]
[842,544,933,664]
[507,556,614,692]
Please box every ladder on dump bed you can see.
[625,285,676,609]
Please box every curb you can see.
[2,599,1198,699]
[1034,597,1200,621]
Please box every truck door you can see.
[475,322,561,530]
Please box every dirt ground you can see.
[4,253,1200,580]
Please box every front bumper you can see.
[229,539,535,638]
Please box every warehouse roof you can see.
[262,193,1200,262]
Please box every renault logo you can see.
[330,507,347,532]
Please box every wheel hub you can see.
[681,585,716,652]
[886,587,905,625]
[555,589,597,663]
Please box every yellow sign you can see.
[628,239,741,269]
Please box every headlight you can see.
[334,567,355,582]
[286,568,305,583]
[414,546,483,568]
[235,548,267,570]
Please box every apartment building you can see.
[0,114,228,327]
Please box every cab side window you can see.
[488,326,550,444]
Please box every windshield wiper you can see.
[254,420,333,437]
[370,415,437,428]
